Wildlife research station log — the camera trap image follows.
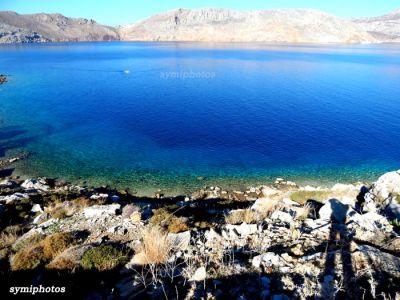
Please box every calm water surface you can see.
[0,42,400,195]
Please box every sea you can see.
[1,42,400,195]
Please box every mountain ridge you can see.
[0,11,119,43]
[119,8,375,43]
[1,8,400,44]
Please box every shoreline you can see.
[1,153,372,199]
[1,158,399,299]
[10,162,374,198]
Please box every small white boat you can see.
[123,70,130,74]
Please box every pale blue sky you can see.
[1,0,399,26]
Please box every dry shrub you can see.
[150,208,171,226]
[12,232,45,252]
[133,226,173,265]
[41,232,76,260]
[167,217,190,233]
[46,203,71,219]
[50,207,69,219]
[46,245,91,271]
[252,199,282,218]
[71,197,92,208]
[194,221,212,229]
[150,208,189,233]
[225,209,261,225]
[46,255,77,271]
[46,197,95,220]
[0,229,19,250]
[11,244,47,271]
[294,203,312,221]
[290,190,331,205]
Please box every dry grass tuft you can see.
[252,199,282,218]
[294,203,313,221]
[133,225,173,265]
[46,197,97,220]
[290,190,331,205]
[225,209,261,225]
[0,229,19,250]
[46,255,77,271]
[12,232,45,253]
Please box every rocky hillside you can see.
[0,11,119,43]
[2,8,400,44]
[353,9,400,42]
[1,153,399,299]
[119,8,375,43]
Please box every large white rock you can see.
[21,179,50,191]
[369,170,400,201]
[0,193,29,204]
[252,252,285,270]
[0,179,15,188]
[189,266,206,282]
[348,212,392,232]
[260,187,279,197]
[83,204,120,218]
[31,204,43,213]
[168,231,191,250]
[90,193,109,200]
[319,199,352,222]
[224,223,258,238]
[363,170,400,213]
[270,211,294,223]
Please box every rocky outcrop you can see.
[353,9,400,42]
[0,74,7,84]
[119,8,375,44]
[0,11,119,43]
[363,170,400,219]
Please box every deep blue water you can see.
[1,42,400,195]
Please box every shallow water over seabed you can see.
[0,42,400,195]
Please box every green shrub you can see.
[80,245,128,271]
[390,219,400,232]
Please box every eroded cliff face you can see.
[1,8,400,44]
[119,8,375,44]
[0,11,119,43]
[353,9,400,42]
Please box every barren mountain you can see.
[353,9,400,42]
[0,11,119,43]
[119,8,375,43]
[1,8,400,44]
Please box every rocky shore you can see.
[0,155,399,299]
[0,75,7,85]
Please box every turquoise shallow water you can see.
[0,42,400,195]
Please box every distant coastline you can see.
[1,8,400,44]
